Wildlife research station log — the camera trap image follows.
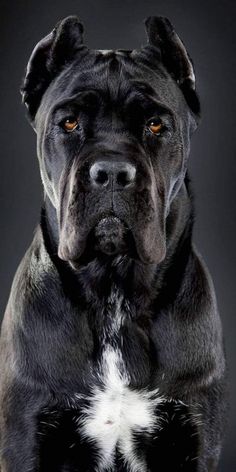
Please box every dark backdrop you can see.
[0,0,235,469]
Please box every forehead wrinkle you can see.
[70,61,133,110]
[69,65,109,95]
[106,56,128,103]
[47,50,171,116]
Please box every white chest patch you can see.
[79,347,164,471]
[74,288,165,471]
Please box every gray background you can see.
[0,0,235,469]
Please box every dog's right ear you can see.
[21,16,85,123]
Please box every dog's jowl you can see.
[0,15,227,472]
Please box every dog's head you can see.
[21,16,200,266]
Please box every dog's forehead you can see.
[40,47,182,117]
[69,49,141,94]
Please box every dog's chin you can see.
[94,216,128,256]
[66,216,138,269]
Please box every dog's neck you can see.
[40,178,194,313]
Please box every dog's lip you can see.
[94,212,127,225]
[94,215,125,229]
[93,212,131,234]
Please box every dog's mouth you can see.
[67,214,138,268]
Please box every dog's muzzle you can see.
[88,160,136,256]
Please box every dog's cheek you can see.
[56,165,81,261]
[133,219,166,264]
[57,191,93,262]
[132,190,167,264]
[58,219,87,262]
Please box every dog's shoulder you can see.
[9,225,58,311]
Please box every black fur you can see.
[0,15,227,471]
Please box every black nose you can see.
[89,161,136,189]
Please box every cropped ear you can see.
[145,16,200,118]
[21,16,85,122]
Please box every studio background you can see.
[0,0,235,469]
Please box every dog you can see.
[0,15,227,472]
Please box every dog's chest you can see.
[76,288,163,471]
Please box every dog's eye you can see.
[62,117,79,132]
[147,119,163,135]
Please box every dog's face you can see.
[22,16,200,265]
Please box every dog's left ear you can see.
[21,16,85,123]
[145,16,200,119]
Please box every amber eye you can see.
[62,117,79,132]
[147,119,163,135]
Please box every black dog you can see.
[0,15,227,472]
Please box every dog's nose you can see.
[89,161,136,189]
